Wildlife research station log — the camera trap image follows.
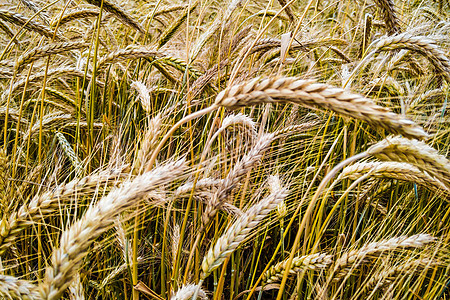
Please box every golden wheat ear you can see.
[39,159,186,300]
[214,77,428,140]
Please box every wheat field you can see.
[0,0,450,299]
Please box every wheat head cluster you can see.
[0,0,449,299]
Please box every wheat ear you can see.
[362,258,435,295]
[0,10,57,39]
[170,284,207,300]
[97,47,159,70]
[57,9,100,26]
[200,179,288,280]
[331,234,435,281]
[201,132,275,227]
[367,136,450,188]
[15,41,89,73]
[0,169,124,255]
[0,275,40,300]
[83,0,143,32]
[372,33,450,81]
[373,0,400,34]
[39,159,185,300]
[339,161,449,193]
[214,77,427,140]
[262,253,333,284]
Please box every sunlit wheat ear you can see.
[56,9,100,26]
[38,159,186,300]
[55,132,83,177]
[134,114,162,173]
[170,284,207,300]
[19,0,50,24]
[82,0,143,32]
[339,161,449,193]
[14,41,89,73]
[221,113,257,139]
[0,275,40,300]
[373,0,400,34]
[2,67,98,103]
[201,132,276,227]
[263,253,333,284]
[0,18,20,48]
[362,258,436,295]
[200,179,288,281]
[190,0,245,61]
[371,33,450,81]
[331,234,435,281]
[131,81,152,113]
[214,77,428,140]
[367,136,450,188]
[23,113,73,142]
[97,47,159,70]
[68,273,85,300]
[0,10,59,40]
[0,168,125,255]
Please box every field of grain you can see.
[1,0,450,299]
